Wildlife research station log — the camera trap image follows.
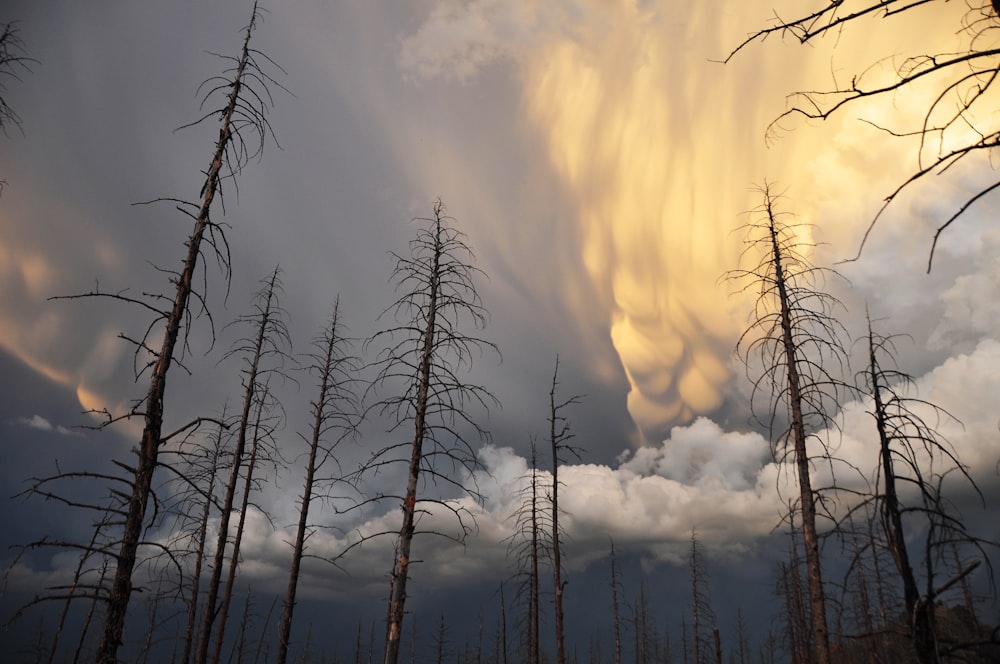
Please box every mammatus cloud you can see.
[399,0,985,441]
[398,1,804,436]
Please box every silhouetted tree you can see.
[609,540,623,664]
[37,5,283,660]
[725,1,1000,270]
[277,298,359,664]
[845,313,994,661]
[731,186,852,664]
[199,267,292,664]
[509,443,550,664]
[0,20,34,138]
[362,200,499,664]
[546,356,581,664]
[688,531,717,664]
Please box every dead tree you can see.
[363,200,499,664]
[731,186,852,664]
[199,267,291,664]
[276,298,359,664]
[210,378,283,664]
[688,530,717,664]
[177,415,230,664]
[847,313,994,662]
[31,5,285,661]
[0,20,35,138]
[546,356,582,664]
[507,443,551,664]
[724,1,1000,270]
[609,540,623,664]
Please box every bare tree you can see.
[199,267,292,664]
[277,298,359,664]
[730,186,852,664]
[846,313,994,661]
[362,200,499,664]
[31,5,285,660]
[508,443,550,664]
[725,1,1000,270]
[547,356,582,664]
[0,20,35,138]
[688,530,717,664]
[609,540,623,664]
[178,416,230,664]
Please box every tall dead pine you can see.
[96,6,280,661]
[199,267,291,664]
[365,200,498,664]
[276,298,358,664]
[547,356,581,664]
[731,186,850,664]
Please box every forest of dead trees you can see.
[2,2,1000,663]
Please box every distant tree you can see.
[508,443,550,664]
[200,267,292,664]
[609,540,623,664]
[546,356,582,664]
[276,298,359,664]
[731,186,852,664]
[725,1,1000,270]
[177,415,230,664]
[688,530,717,664]
[361,200,499,664]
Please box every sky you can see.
[1,0,999,660]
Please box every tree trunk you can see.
[198,269,279,664]
[767,212,831,664]
[277,304,346,664]
[96,10,259,662]
[610,540,622,664]
[182,422,225,664]
[383,219,441,664]
[211,386,268,664]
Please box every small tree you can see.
[546,356,582,664]
[363,200,499,664]
[688,531,717,664]
[609,540,623,664]
[508,443,551,664]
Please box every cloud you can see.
[17,414,79,437]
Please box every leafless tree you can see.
[609,540,623,664]
[199,267,292,664]
[0,20,35,139]
[730,185,853,664]
[688,530,717,664]
[546,356,582,664]
[23,5,283,660]
[361,199,499,664]
[277,298,360,664]
[176,415,230,664]
[508,443,550,664]
[725,1,1000,270]
[843,313,995,661]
